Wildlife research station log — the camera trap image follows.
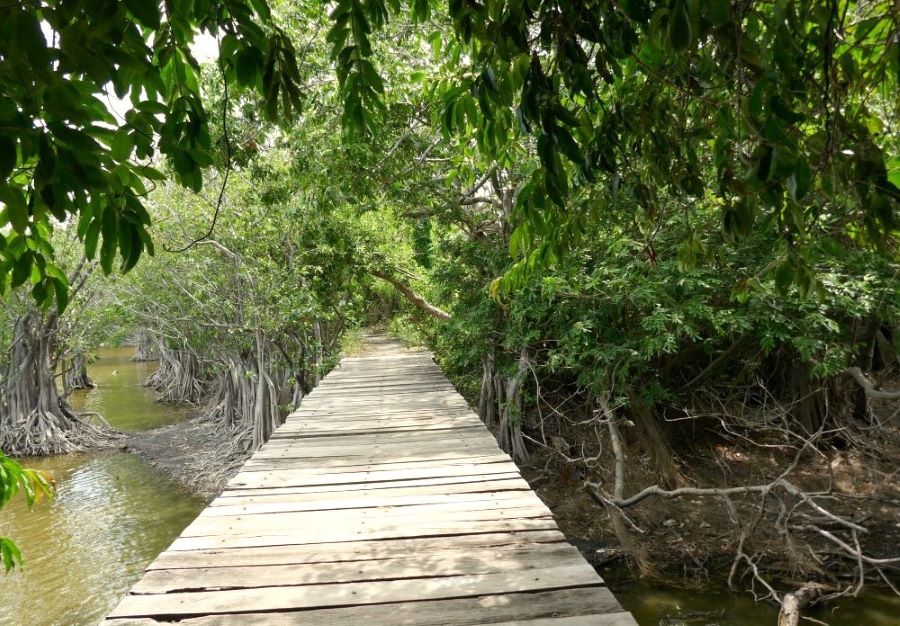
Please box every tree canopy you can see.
[1,0,896,310]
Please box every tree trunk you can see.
[498,352,529,461]
[778,583,826,626]
[62,353,96,397]
[145,340,205,403]
[478,351,497,428]
[370,269,451,320]
[132,328,155,361]
[1,314,117,456]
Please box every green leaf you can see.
[110,133,133,161]
[100,207,118,275]
[248,0,272,21]
[774,259,794,292]
[84,217,101,260]
[0,184,28,234]
[0,136,16,179]
[668,3,692,51]
[706,0,730,26]
[124,0,162,29]
[787,160,811,202]
[235,49,260,87]
[11,251,32,288]
[0,537,23,573]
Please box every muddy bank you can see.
[125,417,242,499]
[516,437,900,621]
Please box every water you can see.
[68,347,192,430]
[610,576,900,625]
[0,347,206,626]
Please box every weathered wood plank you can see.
[213,476,531,503]
[203,488,542,516]
[204,491,547,515]
[109,564,601,617]
[147,530,568,570]
[103,588,632,626]
[132,542,587,593]
[225,462,522,489]
[221,472,526,497]
[168,517,561,550]
[181,503,553,539]
[245,450,506,467]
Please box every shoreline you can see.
[124,416,239,500]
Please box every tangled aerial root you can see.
[0,409,122,457]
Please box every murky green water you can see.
[610,577,900,625]
[0,347,205,626]
[68,347,192,430]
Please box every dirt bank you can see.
[125,417,242,499]
[517,430,900,597]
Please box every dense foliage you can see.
[0,0,302,310]
[333,0,899,296]
[0,0,897,614]
[0,452,53,571]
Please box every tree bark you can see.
[844,366,900,399]
[1,314,117,455]
[370,269,451,320]
[478,351,497,428]
[498,352,529,461]
[132,328,155,361]
[62,353,96,396]
[778,583,826,626]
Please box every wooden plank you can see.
[183,502,551,536]
[264,429,494,445]
[213,477,531,503]
[199,493,548,518]
[203,487,541,516]
[168,518,560,550]
[148,530,568,570]
[132,542,587,593]
[256,437,498,454]
[279,411,481,430]
[246,450,505,466]
[278,421,484,432]
[103,588,627,626]
[108,564,601,617]
[179,505,554,540]
[233,458,516,479]
[240,455,511,473]
[221,472,526,497]
[225,462,521,489]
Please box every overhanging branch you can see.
[370,269,451,321]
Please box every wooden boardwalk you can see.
[104,337,636,625]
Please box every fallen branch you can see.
[778,582,827,626]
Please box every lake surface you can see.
[0,347,205,626]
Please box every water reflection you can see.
[68,347,191,432]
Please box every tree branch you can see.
[843,366,900,400]
[369,269,451,320]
